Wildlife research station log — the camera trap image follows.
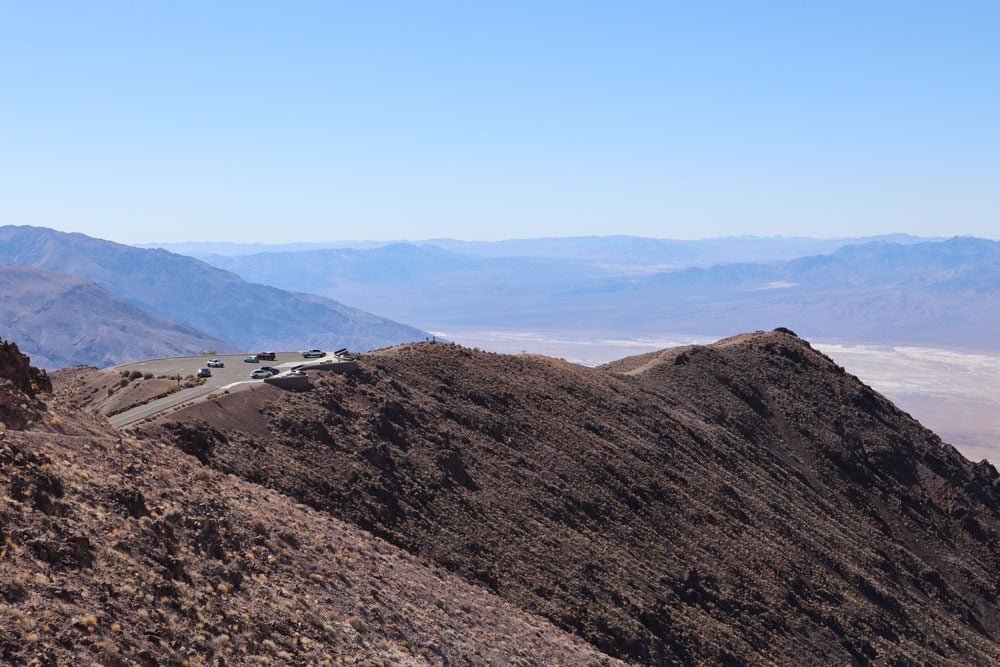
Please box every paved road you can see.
[108,351,321,428]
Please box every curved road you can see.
[108,351,323,428]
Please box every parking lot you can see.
[108,351,323,428]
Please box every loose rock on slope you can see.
[145,329,1000,665]
[3,339,619,665]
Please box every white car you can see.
[206,359,225,368]
[250,368,274,379]
[301,349,326,358]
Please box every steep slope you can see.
[0,264,230,368]
[145,330,1000,664]
[0,225,426,352]
[1,341,619,665]
[0,339,51,430]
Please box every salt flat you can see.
[436,329,1000,464]
[812,344,1000,463]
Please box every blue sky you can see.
[1,2,997,242]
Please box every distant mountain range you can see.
[5,226,993,367]
[146,232,934,268]
[571,237,1000,349]
[415,233,935,269]
[0,264,231,368]
[203,242,613,326]
[199,235,1000,351]
[0,226,426,367]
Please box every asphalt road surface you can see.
[108,351,320,428]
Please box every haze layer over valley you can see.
[194,234,999,351]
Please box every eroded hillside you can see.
[1,342,618,666]
[140,330,1000,664]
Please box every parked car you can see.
[206,359,225,368]
[257,351,276,360]
[244,355,259,363]
[250,368,274,379]
[301,349,326,358]
[197,368,212,378]
[259,366,279,375]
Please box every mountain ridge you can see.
[2,340,620,665]
[0,225,427,359]
[0,263,231,368]
[122,328,1000,664]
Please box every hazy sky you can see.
[1,2,997,243]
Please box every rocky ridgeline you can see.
[144,329,1000,665]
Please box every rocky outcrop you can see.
[0,339,50,429]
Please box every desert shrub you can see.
[143,372,153,380]
[129,370,143,380]
[118,378,129,388]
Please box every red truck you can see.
[257,351,276,361]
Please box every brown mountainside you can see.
[1,344,617,665]
[139,329,1000,664]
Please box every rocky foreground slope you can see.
[129,329,1000,664]
[1,339,617,665]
